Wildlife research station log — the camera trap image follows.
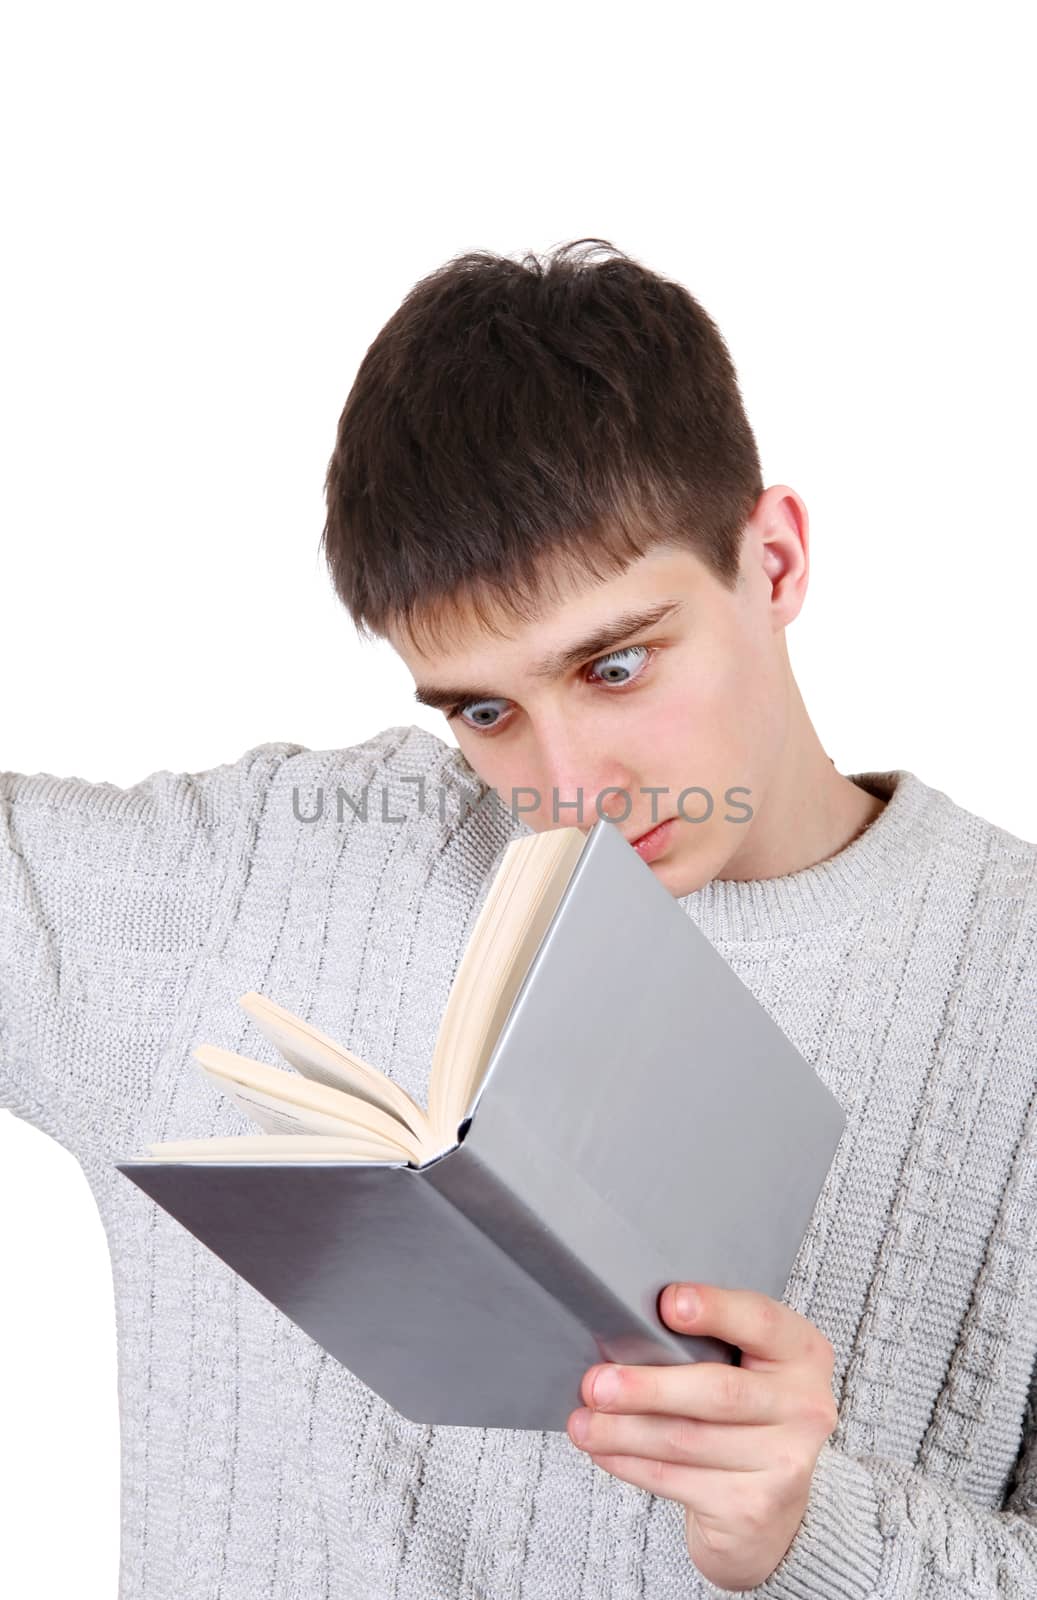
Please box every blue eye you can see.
[453,695,511,731]
[451,643,653,733]
[586,644,650,686]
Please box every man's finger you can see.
[580,1357,781,1424]
[660,1283,832,1369]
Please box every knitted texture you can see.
[2,723,1036,1598]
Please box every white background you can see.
[2,4,1035,1592]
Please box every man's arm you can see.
[692,1111,1037,1600]
[0,767,71,1147]
[693,1392,1037,1599]
[0,748,293,1157]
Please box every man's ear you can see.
[748,485,809,629]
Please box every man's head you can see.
[320,239,819,896]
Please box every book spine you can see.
[422,1136,732,1369]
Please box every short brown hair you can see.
[320,238,763,653]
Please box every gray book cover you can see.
[116,816,846,1432]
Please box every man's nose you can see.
[535,764,634,830]
[523,714,636,829]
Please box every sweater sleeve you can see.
[693,1118,1037,1600]
[723,1425,1035,1599]
[0,767,71,1141]
[0,747,297,1157]
[693,1365,1037,1599]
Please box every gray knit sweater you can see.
[2,724,1036,1599]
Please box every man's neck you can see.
[717,687,887,884]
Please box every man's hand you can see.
[566,1283,839,1592]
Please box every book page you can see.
[427,827,587,1151]
[424,836,530,1148]
[237,991,429,1141]
[142,1133,406,1162]
[449,828,586,1127]
[193,1046,422,1161]
[209,1076,407,1142]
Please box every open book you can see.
[117,815,846,1430]
[140,825,586,1168]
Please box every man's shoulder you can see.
[1,725,511,909]
[251,724,494,835]
[918,770,1037,929]
[0,727,499,923]
[266,723,481,794]
[926,772,1037,864]
[0,739,307,824]
[1,724,480,830]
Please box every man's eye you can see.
[451,696,510,731]
[586,643,651,686]
[450,644,652,733]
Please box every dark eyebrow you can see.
[412,599,684,711]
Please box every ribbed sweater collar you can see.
[677,769,942,942]
[430,735,945,944]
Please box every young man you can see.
[2,239,1035,1598]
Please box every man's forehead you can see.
[396,584,691,713]
[390,544,700,669]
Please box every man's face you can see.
[387,515,797,898]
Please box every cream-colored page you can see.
[428,827,586,1152]
[198,1071,416,1155]
[424,836,534,1148]
[190,1045,423,1161]
[237,991,428,1140]
[444,828,585,1131]
[142,1133,406,1162]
